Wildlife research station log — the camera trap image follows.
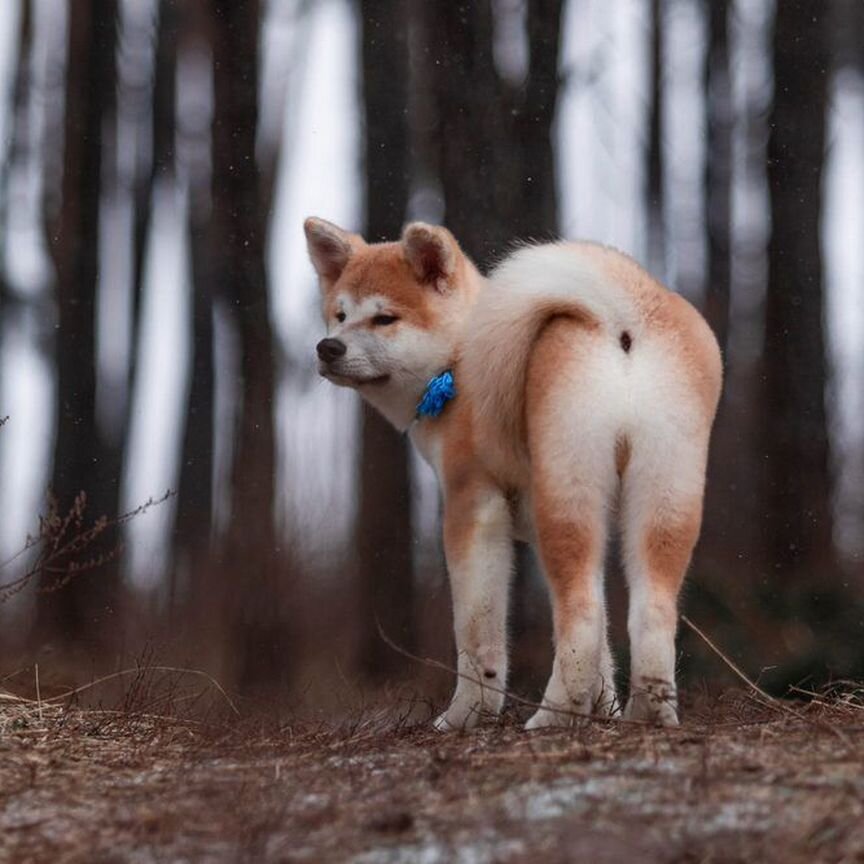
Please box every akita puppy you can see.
[305,217,722,730]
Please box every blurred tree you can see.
[703,0,732,356]
[509,0,563,241]
[646,0,665,276]
[168,1,216,612]
[424,0,502,263]
[763,1,839,649]
[831,0,864,71]
[0,0,857,700]
[36,0,119,645]
[424,0,563,262]
[0,0,33,391]
[175,165,215,617]
[209,0,282,687]
[90,0,181,616]
[358,0,415,680]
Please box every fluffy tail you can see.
[458,243,635,479]
[461,297,597,468]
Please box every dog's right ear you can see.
[402,222,458,293]
[304,217,354,282]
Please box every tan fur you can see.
[460,302,601,488]
[324,243,440,328]
[306,218,723,730]
[639,291,723,422]
[436,400,490,566]
[530,439,602,638]
[534,501,599,634]
[643,497,704,595]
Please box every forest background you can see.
[0,0,862,710]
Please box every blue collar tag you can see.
[416,370,456,419]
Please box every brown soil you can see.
[2,689,864,864]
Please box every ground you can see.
[2,685,864,864]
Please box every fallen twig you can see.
[377,618,668,730]
[44,665,241,717]
[681,614,853,749]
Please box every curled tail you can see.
[459,243,633,481]
[460,295,601,481]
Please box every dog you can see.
[304,217,722,730]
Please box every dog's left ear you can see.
[402,223,458,292]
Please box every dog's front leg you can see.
[434,484,512,731]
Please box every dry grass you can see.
[2,668,864,864]
[0,490,173,604]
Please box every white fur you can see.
[618,335,709,723]
[433,487,513,731]
[517,336,623,727]
[491,242,634,325]
[309,229,721,731]
[322,292,453,428]
[517,319,708,727]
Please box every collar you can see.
[415,369,456,419]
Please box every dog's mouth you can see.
[358,374,390,386]
[320,368,390,388]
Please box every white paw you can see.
[624,686,679,726]
[432,703,484,732]
[524,691,593,730]
[525,706,570,730]
[432,686,503,732]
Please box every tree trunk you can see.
[170,0,214,615]
[424,0,563,261]
[511,0,564,241]
[424,0,505,265]
[173,198,215,616]
[36,0,119,645]
[646,0,665,275]
[764,2,835,610]
[357,0,415,680]
[703,0,732,355]
[209,0,281,688]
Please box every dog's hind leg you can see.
[525,464,614,729]
[523,319,619,729]
[619,427,707,727]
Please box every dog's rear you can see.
[463,241,722,724]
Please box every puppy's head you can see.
[304,217,472,423]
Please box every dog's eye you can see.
[335,311,346,323]
[372,314,399,326]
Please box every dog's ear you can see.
[304,217,355,282]
[402,223,458,292]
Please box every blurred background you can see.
[0,0,863,708]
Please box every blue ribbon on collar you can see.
[416,370,456,419]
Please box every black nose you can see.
[316,337,347,363]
